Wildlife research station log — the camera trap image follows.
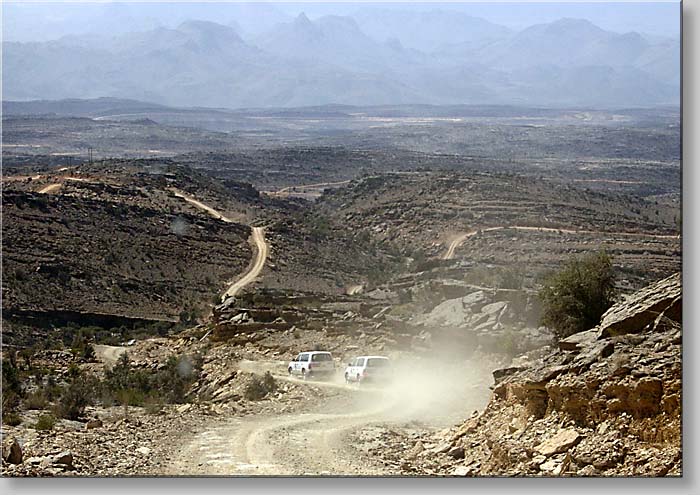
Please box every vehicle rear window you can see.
[367,358,389,367]
[312,353,332,362]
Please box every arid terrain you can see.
[1,101,681,477]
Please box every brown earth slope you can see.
[2,162,260,345]
[397,273,681,476]
[316,172,680,287]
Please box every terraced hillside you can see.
[316,172,680,288]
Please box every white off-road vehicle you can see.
[288,351,335,380]
[344,355,392,384]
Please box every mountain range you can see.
[2,12,680,108]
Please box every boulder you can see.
[558,328,598,352]
[461,290,487,309]
[2,438,23,464]
[480,301,507,316]
[53,451,73,468]
[599,273,681,338]
[535,428,582,456]
[86,418,103,430]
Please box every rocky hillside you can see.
[317,172,681,288]
[397,272,681,476]
[2,161,259,345]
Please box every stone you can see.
[481,301,507,315]
[535,429,582,456]
[3,438,23,464]
[558,329,599,352]
[599,273,681,338]
[136,446,151,456]
[448,445,465,459]
[451,465,471,476]
[462,290,487,308]
[432,442,452,454]
[553,453,572,475]
[53,451,74,467]
[86,418,103,430]
[406,441,424,459]
[539,458,560,473]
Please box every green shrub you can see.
[539,251,617,339]
[102,352,201,406]
[3,412,22,426]
[34,413,57,430]
[24,390,49,410]
[55,373,96,420]
[2,355,23,415]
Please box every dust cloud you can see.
[292,352,498,429]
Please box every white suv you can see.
[288,351,335,380]
[344,356,392,384]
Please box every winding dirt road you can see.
[223,226,267,300]
[165,359,490,476]
[169,189,234,223]
[169,188,268,300]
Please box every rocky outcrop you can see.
[400,273,682,476]
[599,273,681,338]
[409,283,551,354]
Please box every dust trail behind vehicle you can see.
[168,354,496,475]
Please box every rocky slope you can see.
[1,161,259,345]
[317,172,680,288]
[396,272,682,476]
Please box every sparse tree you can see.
[539,251,617,339]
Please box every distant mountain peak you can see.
[175,19,245,49]
[542,17,606,34]
[295,12,312,27]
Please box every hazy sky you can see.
[3,1,681,42]
[279,2,681,34]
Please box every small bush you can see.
[102,352,201,406]
[34,413,57,430]
[3,412,22,426]
[144,398,164,416]
[2,355,23,416]
[244,372,277,401]
[55,374,96,420]
[539,251,617,339]
[24,390,49,410]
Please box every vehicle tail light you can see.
[309,363,313,369]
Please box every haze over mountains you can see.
[3,6,680,108]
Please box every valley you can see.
[1,101,682,477]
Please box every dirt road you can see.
[166,359,491,476]
[167,396,392,475]
[222,226,267,300]
[169,188,234,223]
[442,225,680,260]
[93,344,127,366]
[168,188,268,300]
[38,183,62,194]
